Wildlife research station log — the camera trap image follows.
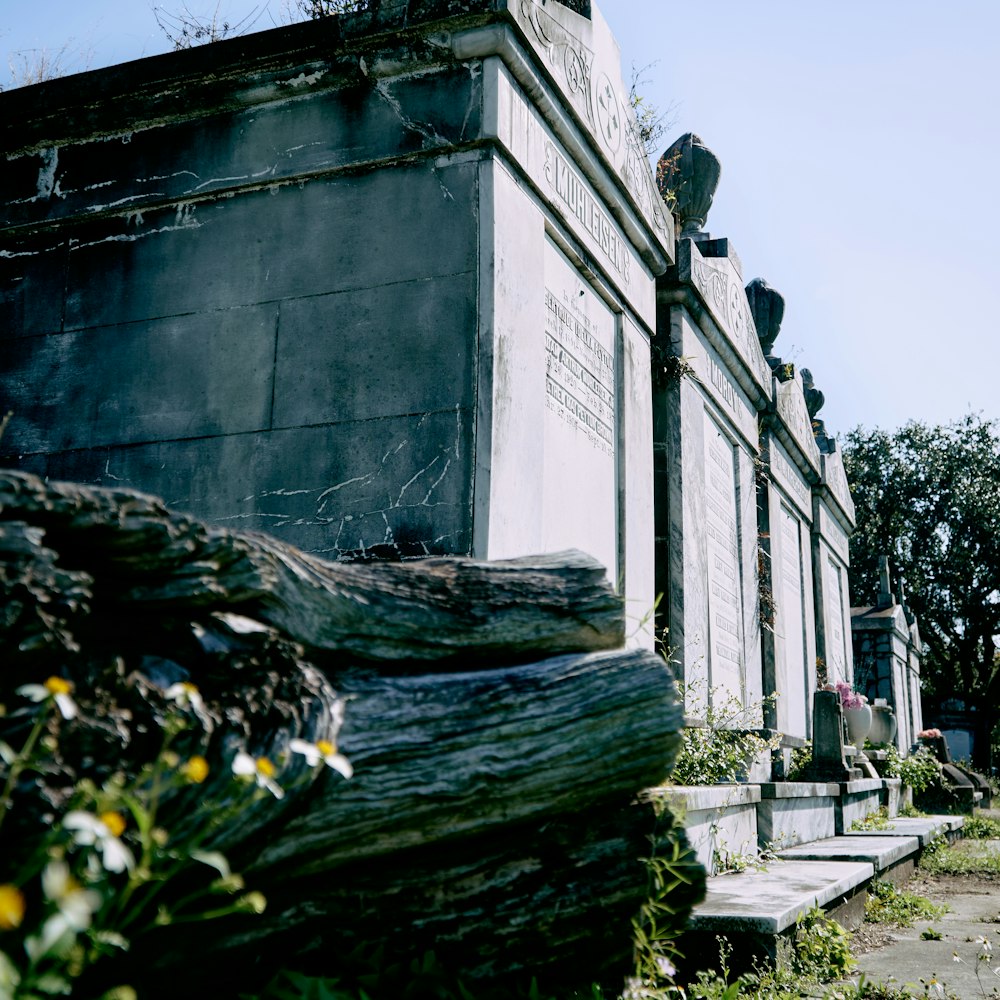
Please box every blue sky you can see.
[3,0,998,439]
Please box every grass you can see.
[864,880,948,927]
[963,815,1000,840]
[919,835,1000,877]
[851,808,892,832]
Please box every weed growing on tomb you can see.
[628,63,678,157]
[897,747,941,795]
[792,904,856,982]
[784,741,813,782]
[683,924,857,1000]
[154,3,267,48]
[670,685,779,786]
[863,880,947,928]
[851,807,892,832]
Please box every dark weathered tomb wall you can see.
[0,17,487,559]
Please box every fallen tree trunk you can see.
[0,470,700,997]
[0,470,624,662]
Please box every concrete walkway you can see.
[852,814,1000,999]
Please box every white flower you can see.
[232,752,284,799]
[17,677,77,720]
[163,681,213,728]
[288,738,353,779]
[655,956,677,978]
[978,935,993,954]
[26,860,101,961]
[63,811,135,873]
[164,681,204,713]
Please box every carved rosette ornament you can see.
[745,278,785,357]
[657,132,721,236]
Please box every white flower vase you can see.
[869,704,897,746]
[844,704,873,762]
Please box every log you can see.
[0,470,699,996]
[122,647,692,995]
[0,470,623,662]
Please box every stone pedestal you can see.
[801,690,860,783]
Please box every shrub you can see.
[897,746,941,794]
[671,687,778,786]
[791,904,855,982]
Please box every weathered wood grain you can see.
[0,470,623,662]
[0,469,698,996]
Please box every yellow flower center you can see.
[182,756,210,784]
[100,811,126,838]
[316,740,336,757]
[44,676,73,696]
[180,682,199,696]
[0,885,25,930]
[256,757,275,778]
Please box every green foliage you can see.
[848,978,915,1000]
[844,415,1000,769]
[919,836,1000,877]
[791,905,855,982]
[627,823,699,998]
[962,814,1000,839]
[919,927,942,941]
[897,747,941,794]
[671,687,779,786]
[0,675,349,997]
[863,880,947,927]
[684,927,860,1000]
[851,807,892,832]
[785,742,813,782]
[865,742,901,780]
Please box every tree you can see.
[843,414,1000,770]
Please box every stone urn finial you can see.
[800,368,826,419]
[657,132,721,237]
[745,278,784,356]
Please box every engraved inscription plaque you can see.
[823,555,849,681]
[778,503,808,733]
[704,413,743,694]
[541,239,618,580]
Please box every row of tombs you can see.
[0,0,939,831]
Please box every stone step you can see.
[681,813,965,975]
[842,815,964,846]
[689,859,873,936]
[777,834,919,881]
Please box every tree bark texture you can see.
[0,470,699,995]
